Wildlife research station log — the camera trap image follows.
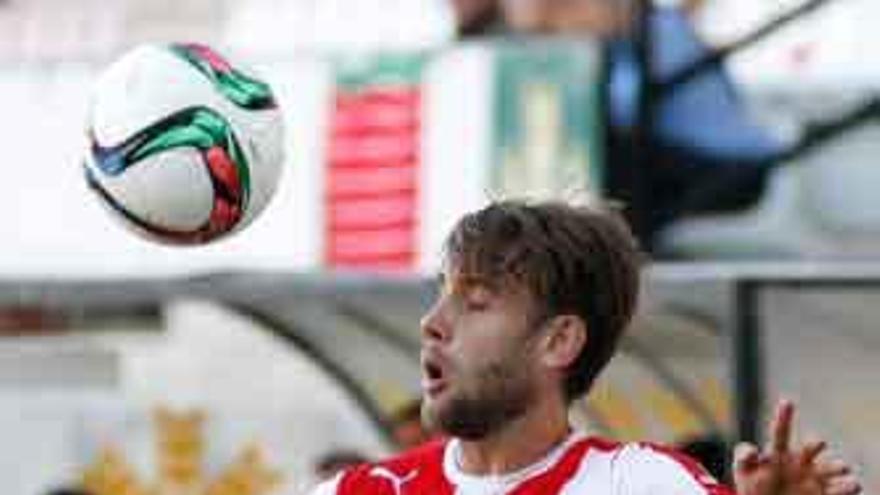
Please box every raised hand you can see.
[733,400,861,495]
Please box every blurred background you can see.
[0,0,878,493]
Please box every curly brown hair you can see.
[443,200,642,401]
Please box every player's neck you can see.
[456,396,571,476]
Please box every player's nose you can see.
[420,298,451,344]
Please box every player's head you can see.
[420,200,641,439]
[500,0,635,37]
[450,0,501,37]
[44,489,95,495]
[391,399,434,449]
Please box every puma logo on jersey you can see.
[369,466,419,495]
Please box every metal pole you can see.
[732,281,764,444]
[630,0,654,246]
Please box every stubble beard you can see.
[422,359,535,441]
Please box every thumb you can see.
[733,442,762,474]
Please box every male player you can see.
[313,200,861,494]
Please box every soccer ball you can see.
[84,43,284,245]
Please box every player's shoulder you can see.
[381,437,449,469]
[610,441,733,494]
[556,436,731,494]
[615,441,712,476]
[333,439,450,495]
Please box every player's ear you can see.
[539,314,587,370]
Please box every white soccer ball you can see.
[84,43,284,245]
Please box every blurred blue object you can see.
[608,8,786,161]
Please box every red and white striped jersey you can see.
[311,433,734,495]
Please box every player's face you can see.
[501,0,554,33]
[419,269,545,440]
[452,0,496,25]
[501,0,627,37]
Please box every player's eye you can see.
[463,286,492,311]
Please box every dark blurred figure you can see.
[501,0,631,37]
[678,434,732,485]
[455,0,871,253]
[450,0,502,37]
[390,399,435,449]
[314,450,371,481]
[497,0,786,251]
[44,488,94,495]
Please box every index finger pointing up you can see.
[769,399,795,455]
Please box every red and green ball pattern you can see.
[170,43,277,111]
[87,44,277,244]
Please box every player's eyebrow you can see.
[451,273,498,294]
[435,266,503,297]
[435,272,485,293]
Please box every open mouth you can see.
[425,361,443,380]
[421,355,448,396]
